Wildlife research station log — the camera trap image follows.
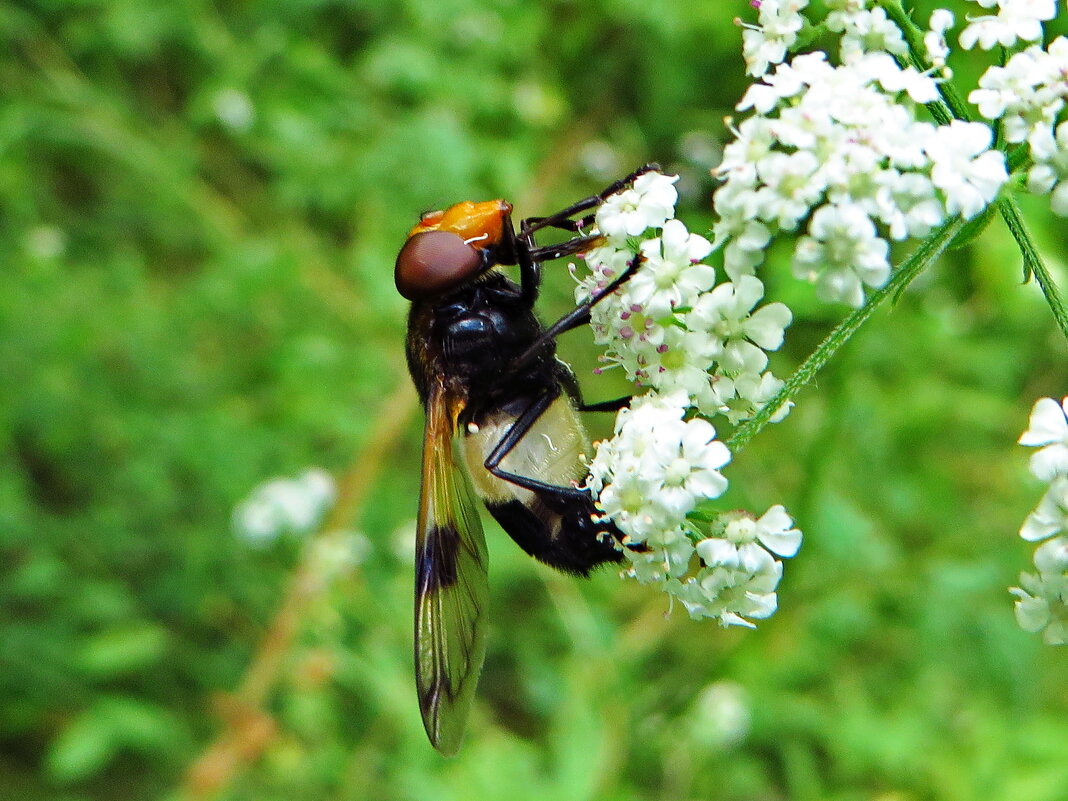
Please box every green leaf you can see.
[46,709,117,783]
[45,697,183,783]
[78,624,168,677]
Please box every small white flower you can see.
[721,219,772,281]
[741,0,810,78]
[1020,396,1068,481]
[754,150,825,230]
[959,0,1055,51]
[924,9,955,67]
[792,203,890,307]
[970,40,1068,149]
[1010,536,1068,645]
[837,7,908,63]
[873,171,945,241]
[704,369,789,426]
[688,275,793,373]
[595,172,679,241]
[746,504,803,557]
[1020,476,1068,542]
[589,391,732,544]
[924,120,1007,218]
[233,468,337,545]
[649,417,732,518]
[629,220,715,318]
[688,681,751,748]
[675,544,784,626]
[1027,122,1068,217]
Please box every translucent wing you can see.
[414,379,489,756]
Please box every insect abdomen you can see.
[462,395,623,574]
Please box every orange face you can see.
[396,199,515,301]
[408,199,513,247]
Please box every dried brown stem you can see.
[177,380,418,800]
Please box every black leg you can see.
[494,209,542,307]
[520,163,661,238]
[508,252,645,377]
[578,396,633,413]
[484,392,590,501]
[527,233,604,263]
[520,214,589,235]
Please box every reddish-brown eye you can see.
[395,231,483,300]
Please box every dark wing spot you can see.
[416,524,461,593]
[419,675,453,719]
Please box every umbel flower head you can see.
[575,173,792,424]
[716,0,1020,307]
[573,173,802,627]
[1012,397,1068,645]
[585,389,802,626]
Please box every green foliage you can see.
[1,1,1066,800]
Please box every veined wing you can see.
[414,378,489,756]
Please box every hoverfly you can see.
[395,165,658,755]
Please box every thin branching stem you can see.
[1000,196,1068,341]
[878,0,1068,343]
[727,217,964,453]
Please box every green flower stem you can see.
[999,196,1068,341]
[727,216,964,453]
[877,0,971,124]
[879,0,1068,344]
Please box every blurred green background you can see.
[3,1,1067,799]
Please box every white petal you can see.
[697,538,740,568]
[759,527,802,557]
[1013,591,1050,632]
[744,303,792,350]
[741,591,778,619]
[1030,445,1068,482]
[1020,511,1062,542]
[1034,537,1068,574]
[1019,397,1068,446]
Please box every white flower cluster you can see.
[714,47,1009,307]
[573,173,802,626]
[575,171,792,423]
[959,0,1056,51]
[233,468,337,545]
[971,37,1068,217]
[825,0,907,64]
[585,391,801,626]
[741,0,810,78]
[1011,397,1068,644]
[722,2,1014,307]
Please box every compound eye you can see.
[395,230,483,300]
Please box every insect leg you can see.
[508,252,645,376]
[519,213,590,235]
[578,396,633,413]
[483,392,590,500]
[526,234,604,263]
[555,364,631,413]
[509,164,661,307]
[495,207,543,307]
[519,163,661,238]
